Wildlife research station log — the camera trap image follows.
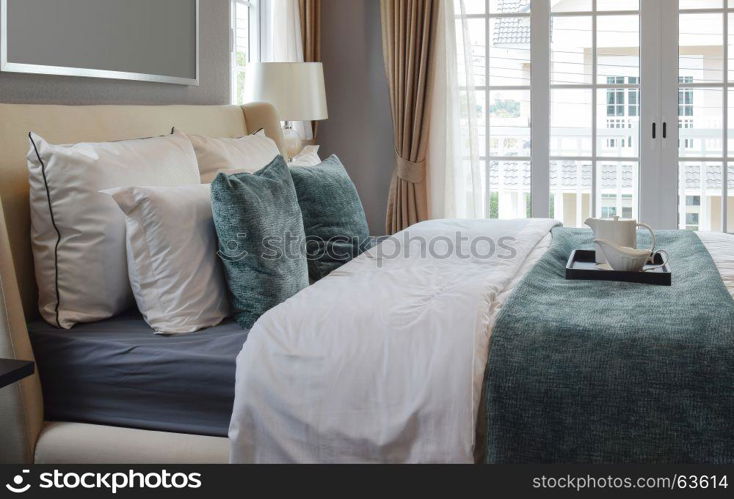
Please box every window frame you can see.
[674,1,734,232]
[230,0,261,105]
[459,0,645,223]
[456,0,732,232]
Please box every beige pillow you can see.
[178,130,280,183]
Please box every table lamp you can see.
[243,62,329,160]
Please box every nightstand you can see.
[0,359,34,389]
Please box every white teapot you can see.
[584,216,656,265]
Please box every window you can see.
[605,77,639,118]
[605,77,638,150]
[678,77,694,117]
[550,2,640,227]
[231,0,260,105]
[601,195,618,218]
[628,78,639,117]
[678,3,734,232]
[453,1,733,232]
[462,1,532,219]
[686,195,701,207]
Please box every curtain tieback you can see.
[395,153,426,184]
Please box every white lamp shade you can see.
[244,62,328,122]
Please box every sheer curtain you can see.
[428,0,483,219]
[261,0,303,62]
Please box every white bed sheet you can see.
[697,231,734,298]
[229,219,558,463]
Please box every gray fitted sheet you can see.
[28,312,248,437]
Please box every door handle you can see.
[652,122,656,139]
[663,122,667,139]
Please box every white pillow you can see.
[179,130,280,183]
[106,185,229,335]
[290,145,322,166]
[27,131,200,329]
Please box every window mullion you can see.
[530,0,551,218]
[723,10,729,232]
[485,0,491,218]
[591,0,598,218]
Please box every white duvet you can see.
[228,221,734,463]
[229,218,559,463]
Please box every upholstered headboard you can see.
[0,102,284,463]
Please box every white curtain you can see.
[261,0,304,62]
[261,0,312,140]
[427,0,483,219]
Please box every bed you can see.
[227,220,734,463]
[0,102,284,464]
[1,104,732,464]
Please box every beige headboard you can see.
[0,102,284,463]
[0,102,284,320]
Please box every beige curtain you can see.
[380,0,439,234]
[299,0,321,62]
[299,0,321,139]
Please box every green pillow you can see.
[289,155,371,281]
[211,156,309,329]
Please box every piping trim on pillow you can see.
[29,133,62,328]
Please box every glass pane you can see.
[489,17,531,86]
[597,0,639,10]
[729,14,734,82]
[489,0,530,14]
[680,0,722,9]
[551,0,591,12]
[597,87,640,158]
[455,160,487,218]
[459,18,486,87]
[551,89,592,157]
[729,89,734,155]
[679,88,723,158]
[679,14,724,84]
[460,0,486,15]
[551,16,592,85]
[550,161,592,228]
[488,161,531,219]
[460,90,486,158]
[597,162,639,220]
[489,90,531,157]
[679,162,722,231]
[233,0,250,96]
[728,163,734,233]
[597,15,639,84]
[235,70,246,105]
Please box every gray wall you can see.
[318,0,394,235]
[0,0,229,105]
[0,0,394,232]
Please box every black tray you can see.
[565,250,671,286]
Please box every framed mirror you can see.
[1,0,198,85]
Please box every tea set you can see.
[584,217,669,273]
